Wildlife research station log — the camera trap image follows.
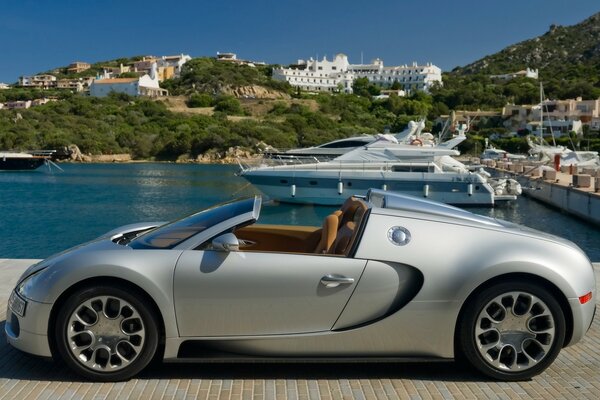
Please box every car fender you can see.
[20,248,182,340]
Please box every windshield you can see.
[130,197,257,250]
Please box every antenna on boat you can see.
[540,82,556,147]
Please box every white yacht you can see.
[239,137,521,206]
[481,140,527,161]
[527,136,599,168]
[270,120,424,160]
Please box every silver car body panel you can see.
[6,190,596,363]
[174,251,367,336]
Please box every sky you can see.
[0,0,599,83]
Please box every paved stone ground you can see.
[1,259,599,399]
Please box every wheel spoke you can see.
[69,330,94,350]
[75,305,98,326]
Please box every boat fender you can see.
[337,181,343,195]
[468,184,473,196]
[382,184,387,191]
[423,184,429,197]
[291,184,296,197]
[507,179,523,195]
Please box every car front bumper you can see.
[5,291,52,357]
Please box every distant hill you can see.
[452,12,600,85]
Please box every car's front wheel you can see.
[55,285,159,381]
[458,280,566,380]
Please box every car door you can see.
[173,249,367,337]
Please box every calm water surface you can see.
[1,163,599,260]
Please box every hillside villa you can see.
[89,63,168,98]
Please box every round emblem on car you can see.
[387,226,411,246]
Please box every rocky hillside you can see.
[453,12,600,84]
[160,57,291,97]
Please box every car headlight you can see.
[17,267,48,298]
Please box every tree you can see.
[352,77,372,97]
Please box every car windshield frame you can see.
[129,196,260,250]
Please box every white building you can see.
[157,54,192,77]
[526,119,583,137]
[90,63,168,97]
[5,100,32,109]
[273,53,442,94]
[349,59,442,93]
[216,52,266,67]
[18,74,57,89]
[0,82,10,90]
[491,68,539,81]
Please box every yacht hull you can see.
[0,157,46,171]
[242,169,495,206]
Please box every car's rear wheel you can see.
[55,285,159,381]
[458,281,566,380]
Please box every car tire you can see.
[54,285,159,381]
[458,280,565,381]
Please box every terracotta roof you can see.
[93,78,138,84]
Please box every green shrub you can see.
[187,93,213,108]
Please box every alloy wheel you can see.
[66,295,146,372]
[474,291,556,372]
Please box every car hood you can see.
[17,238,130,285]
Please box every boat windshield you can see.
[130,197,257,250]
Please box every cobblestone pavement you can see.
[0,260,599,399]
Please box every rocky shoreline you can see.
[61,144,268,165]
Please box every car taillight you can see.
[579,292,593,304]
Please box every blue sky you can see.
[0,0,598,83]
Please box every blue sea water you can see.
[1,163,599,260]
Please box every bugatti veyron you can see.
[6,189,596,381]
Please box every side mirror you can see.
[211,233,240,252]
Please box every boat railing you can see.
[238,154,323,171]
[241,158,440,173]
[27,150,56,157]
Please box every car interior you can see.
[234,196,369,256]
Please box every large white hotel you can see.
[272,53,442,95]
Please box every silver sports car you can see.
[5,189,596,381]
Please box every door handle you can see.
[321,274,355,288]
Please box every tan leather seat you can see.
[314,213,340,254]
[328,221,356,255]
[315,202,366,255]
[339,197,367,227]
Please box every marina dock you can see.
[488,160,600,226]
[1,258,599,399]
